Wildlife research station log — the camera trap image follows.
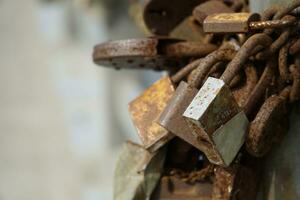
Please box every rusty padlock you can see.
[193,0,233,25]
[151,176,212,200]
[93,37,216,70]
[203,12,296,33]
[158,45,237,165]
[128,58,203,152]
[212,164,258,200]
[183,34,272,166]
[246,87,291,157]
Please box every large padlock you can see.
[158,44,237,164]
[93,37,216,71]
[193,0,233,25]
[114,141,166,200]
[128,58,203,152]
[183,33,272,166]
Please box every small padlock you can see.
[203,12,296,33]
[193,0,233,25]
[183,34,272,166]
[128,59,202,152]
[203,12,261,33]
[158,45,237,164]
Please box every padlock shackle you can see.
[171,58,202,83]
[220,33,272,85]
[188,45,237,88]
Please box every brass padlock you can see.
[203,13,261,33]
[129,59,202,152]
[183,34,272,166]
[203,12,296,33]
[114,141,166,200]
[158,45,237,163]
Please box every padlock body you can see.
[129,77,175,152]
[203,12,261,33]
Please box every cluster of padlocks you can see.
[93,0,300,199]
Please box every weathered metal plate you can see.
[212,111,249,166]
[129,77,175,152]
[183,77,240,135]
[203,12,261,33]
[158,81,201,150]
[151,176,212,200]
[114,141,166,200]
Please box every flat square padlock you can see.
[129,59,203,152]
[203,13,261,33]
[158,46,237,164]
[183,77,248,166]
[182,34,272,166]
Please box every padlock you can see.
[151,176,212,200]
[128,59,203,152]
[212,165,258,200]
[114,141,166,200]
[158,45,237,164]
[193,0,233,25]
[183,33,272,166]
[93,37,216,70]
[203,12,296,33]
[143,0,203,35]
[246,87,290,157]
[203,12,261,33]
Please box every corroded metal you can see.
[128,77,175,152]
[249,15,296,30]
[203,12,261,33]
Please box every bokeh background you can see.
[0,0,162,199]
[1,0,300,200]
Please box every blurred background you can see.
[1,0,300,200]
[0,0,163,199]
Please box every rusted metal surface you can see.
[279,40,293,82]
[244,58,276,117]
[128,77,175,152]
[290,55,300,101]
[289,38,300,55]
[158,81,201,150]
[93,38,217,70]
[151,176,212,200]
[221,33,272,84]
[171,58,203,83]
[143,0,204,35]
[189,46,237,88]
[273,0,300,20]
[193,0,233,25]
[203,12,261,33]
[212,165,258,200]
[233,63,258,107]
[246,88,290,157]
[249,15,296,30]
